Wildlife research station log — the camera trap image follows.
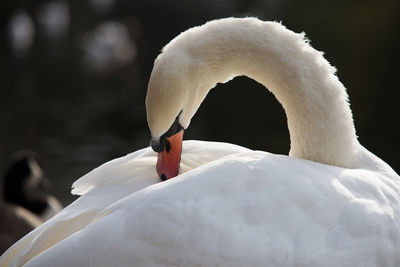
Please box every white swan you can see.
[1,17,399,267]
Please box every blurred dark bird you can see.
[2,151,62,221]
[0,151,62,253]
[0,202,41,254]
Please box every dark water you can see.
[1,0,399,205]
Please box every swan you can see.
[1,17,399,266]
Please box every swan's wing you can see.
[6,149,400,266]
[72,140,250,196]
[0,141,250,266]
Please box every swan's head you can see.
[146,35,214,180]
[146,18,251,180]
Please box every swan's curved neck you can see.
[177,19,359,168]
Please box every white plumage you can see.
[1,17,399,266]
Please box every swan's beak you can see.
[157,130,184,180]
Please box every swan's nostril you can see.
[160,174,167,181]
[165,139,171,153]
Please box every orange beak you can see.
[156,130,184,180]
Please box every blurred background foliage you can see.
[0,0,399,205]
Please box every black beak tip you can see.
[160,174,167,181]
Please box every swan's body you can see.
[1,17,399,266]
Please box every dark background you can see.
[1,0,399,205]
